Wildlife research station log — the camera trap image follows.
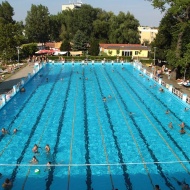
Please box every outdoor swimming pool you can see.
[0,62,190,190]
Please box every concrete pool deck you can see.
[0,62,190,98]
[0,63,34,94]
[144,65,190,98]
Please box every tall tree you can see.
[49,15,62,42]
[88,38,99,56]
[25,4,50,43]
[108,12,140,44]
[60,39,71,51]
[0,1,14,24]
[147,0,190,58]
[72,4,98,38]
[0,1,21,62]
[92,10,113,42]
[72,30,88,51]
[147,0,190,77]
[151,12,177,61]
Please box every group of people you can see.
[1,128,17,135]
[166,110,186,134]
[102,95,112,102]
[30,144,52,172]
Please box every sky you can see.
[2,0,164,27]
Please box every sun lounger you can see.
[183,83,190,87]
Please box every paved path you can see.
[0,64,34,94]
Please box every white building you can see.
[62,1,82,11]
[138,26,158,44]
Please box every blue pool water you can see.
[0,63,190,190]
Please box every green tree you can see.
[109,12,140,43]
[21,43,38,58]
[72,30,88,51]
[49,15,62,42]
[58,9,75,41]
[60,39,71,51]
[88,39,99,56]
[151,12,177,61]
[0,1,21,63]
[72,5,98,38]
[25,4,50,43]
[92,10,113,42]
[148,0,190,77]
[116,49,120,55]
[0,1,14,24]
[108,50,112,56]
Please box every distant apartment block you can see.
[62,1,82,11]
[138,26,158,44]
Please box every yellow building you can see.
[45,42,62,49]
[99,44,150,59]
[138,26,158,44]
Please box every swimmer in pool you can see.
[30,156,38,164]
[32,144,39,153]
[13,128,18,134]
[45,144,50,153]
[168,122,173,129]
[1,128,8,135]
[44,161,52,172]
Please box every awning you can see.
[53,51,67,55]
[70,51,83,56]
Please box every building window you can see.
[135,51,139,55]
[122,51,132,56]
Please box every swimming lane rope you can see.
[67,72,79,190]
[114,68,190,175]
[99,66,155,189]
[92,79,115,190]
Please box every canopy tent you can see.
[35,49,55,55]
[53,51,67,56]
[35,48,61,55]
[70,51,83,56]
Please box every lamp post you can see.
[16,46,20,64]
[153,47,156,65]
[184,58,187,81]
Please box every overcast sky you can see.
[3,0,164,27]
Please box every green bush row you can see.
[46,56,133,62]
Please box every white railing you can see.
[134,61,190,105]
[0,62,42,109]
